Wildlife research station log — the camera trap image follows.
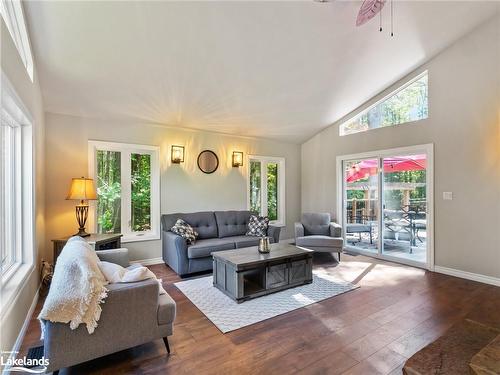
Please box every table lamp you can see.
[66,177,97,237]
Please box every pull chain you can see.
[391,0,394,36]
[379,6,383,32]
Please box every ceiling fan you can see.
[315,0,395,36]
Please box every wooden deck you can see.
[18,252,500,374]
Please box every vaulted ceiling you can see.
[24,1,497,143]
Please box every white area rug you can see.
[174,272,358,333]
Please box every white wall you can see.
[302,15,500,279]
[44,113,301,261]
[0,19,46,354]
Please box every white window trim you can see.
[88,141,160,243]
[246,155,286,227]
[0,0,34,81]
[339,70,428,136]
[0,71,35,318]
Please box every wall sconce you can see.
[171,145,184,164]
[232,151,243,167]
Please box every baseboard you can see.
[434,266,500,287]
[2,288,40,375]
[130,257,164,266]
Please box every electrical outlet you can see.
[443,192,453,200]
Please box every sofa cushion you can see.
[302,213,331,236]
[296,235,343,248]
[157,292,176,325]
[187,238,235,259]
[162,211,217,239]
[215,210,254,238]
[231,235,275,249]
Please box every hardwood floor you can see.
[18,252,500,374]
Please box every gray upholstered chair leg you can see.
[163,337,171,354]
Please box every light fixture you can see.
[232,151,243,167]
[66,177,97,237]
[171,145,184,164]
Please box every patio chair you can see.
[294,213,344,261]
[346,214,373,244]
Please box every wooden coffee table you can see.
[212,243,313,303]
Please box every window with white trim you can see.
[248,155,285,226]
[0,0,34,81]
[88,141,160,243]
[340,71,428,136]
[1,73,34,283]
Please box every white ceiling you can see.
[24,1,497,143]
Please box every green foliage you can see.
[131,153,151,231]
[342,74,428,135]
[267,163,278,221]
[96,151,152,234]
[249,161,261,213]
[96,151,121,233]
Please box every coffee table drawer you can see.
[289,259,312,284]
[266,263,288,289]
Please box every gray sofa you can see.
[295,213,344,261]
[162,210,281,276]
[42,248,176,374]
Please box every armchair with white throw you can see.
[294,213,344,261]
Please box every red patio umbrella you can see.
[346,154,426,183]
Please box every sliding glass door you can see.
[382,154,427,263]
[344,158,380,254]
[340,146,432,268]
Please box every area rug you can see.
[174,272,358,333]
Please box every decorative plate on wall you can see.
[197,150,219,174]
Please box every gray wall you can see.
[0,19,46,355]
[302,16,500,278]
[45,113,301,261]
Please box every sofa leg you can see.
[338,252,341,262]
[163,337,171,354]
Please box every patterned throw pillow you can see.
[171,219,198,244]
[246,215,270,237]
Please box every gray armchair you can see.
[295,213,344,261]
[42,248,176,374]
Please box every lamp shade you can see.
[66,177,97,200]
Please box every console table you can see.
[52,233,123,263]
[212,243,313,303]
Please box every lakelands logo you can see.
[1,351,49,373]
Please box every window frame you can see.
[0,71,35,316]
[88,141,160,243]
[339,70,428,136]
[0,0,34,81]
[246,155,286,227]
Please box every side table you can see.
[52,233,123,263]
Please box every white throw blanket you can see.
[97,261,167,295]
[38,237,108,335]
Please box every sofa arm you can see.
[329,222,342,238]
[162,231,189,276]
[267,225,281,243]
[43,279,161,372]
[95,248,129,267]
[294,222,305,239]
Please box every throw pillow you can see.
[246,215,270,237]
[171,218,198,244]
